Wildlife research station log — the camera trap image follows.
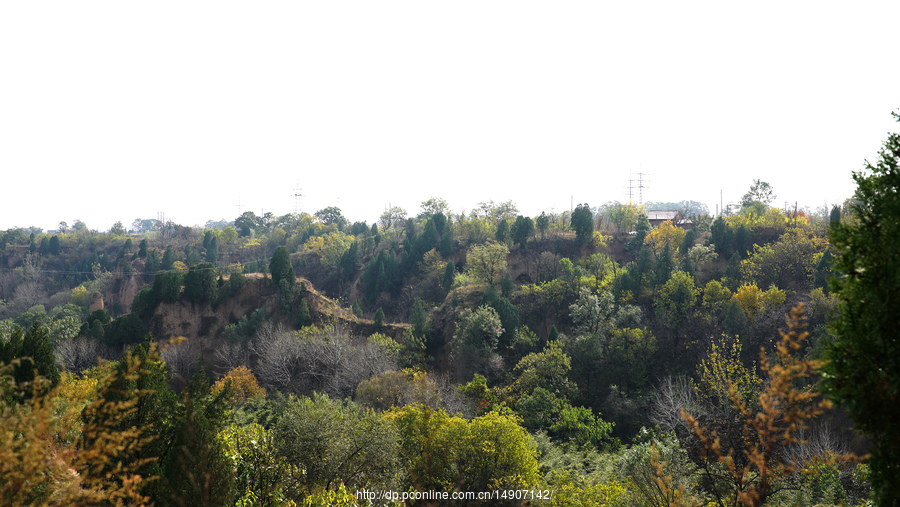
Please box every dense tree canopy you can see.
[823,112,900,504]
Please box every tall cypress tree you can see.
[442,262,456,292]
[571,204,594,246]
[822,113,900,503]
[49,235,60,255]
[269,246,294,287]
[206,236,218,263]
[161,245,176,270]
[0,322,61,398]
[654,243,674,286]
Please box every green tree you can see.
[183,244,200,267]
[84,338,179,500]
[296,298,311,327]
[678,227,696,256]
[604,201,645,234]
[153,270,184,303]
[379,206,407,230]
[721,298,747,338]
[205,235,218,263]
[373,307,384,331]
[655,243,675,286]
[734,224,752,258]
[741,179,776,207]
[513,340,575,399]
[571,203,594,245]
[103,313,149,347]
[683,305,845,507]
[410,298,429,339]
[387,405,539,493]
[339,240,359,282]
[235,211,257,237]
[501,272,514,298]
[162,369,235,506]
[710,215,734,257]
[495,219,510,243]
[314,206,347,229]
[220,422,300,504]
[183,262,217,303]
[741,229,826,290]
[723,251,742,289]
[0,322,60,393]
[438,221,453,256]
[138,238,148,258]
[465,241,509,287]
[418,197,451,219]
[161,245,176,270]
[829,205,842,225]
[813,248,833,293]
[145,249,160,273]
[536,211,550,239]
[441,261,455,292]
[269,246,294,287]
[822,112,900,504]
[451,305,503,376]
[274,393,398,492]
[511,215,534,249]
[110,220,126,236]
[657,270,699,330]
[47,234,60,255]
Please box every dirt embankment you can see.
[142,274,409,359]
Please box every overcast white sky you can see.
[1,1,898,232]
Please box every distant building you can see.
[646,210,693,230]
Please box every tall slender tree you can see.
[269,246,294,287]
[822,112,900,504]
[571,204,594,246]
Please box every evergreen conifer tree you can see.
[655,243,674,286]
[269,246,294,287]
[373,308,385,331]
[822,113,900,503]
[442,261,456,292]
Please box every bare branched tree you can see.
[55,337,112,375]
[254,323,397,398]
[651,375,702,433]
[160,338,200,382]
[213,342,252,377]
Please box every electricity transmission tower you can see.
[627,171,650,204]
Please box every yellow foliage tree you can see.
[1,345,160,505]
[355,368,446,412]
[702,280,732,312]
[740,229,827,290]
[681,304,857,506]
[731,283,785,323]
[694,335,762,414]
[644,220,686,255]
[70,285,90,309]
[387,405,540,493]
[725,207,788,234]
[211,365,266,405]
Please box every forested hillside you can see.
[3,116,900,505]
